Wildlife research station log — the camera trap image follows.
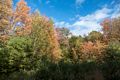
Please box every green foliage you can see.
[105,41,120,61]
[34,61,104,80]
[69,36,83,48]
[87,31,103,42]
[34,60,120,80]
[56,27,71,61]
[7,36,33,70]
[101,41,120,79]
[0,36,34,79]
[0,0,120,79]
[31,12,61,63]
[0,40,9,77]
[69,36,84,62]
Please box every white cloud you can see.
[72,20,101,36]
[79,7,111,21]
[76,0,85,5]
[111,4,120,18]
[70,7,112,36]
[55,7,112,36]
[55,21,72,28]
[55,4,120,36]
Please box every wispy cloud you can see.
[55,21,72,28]
[76,0,85,5]
[46,0,50,4]
[111,4,120,18]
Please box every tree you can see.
[109,17,120,41]
[87,31,103,42]
[101,17,120,42]
[81,41,107,62]
[31,11,61,63]
[105,41,120,61]
[0,36,34,79]
[56,27,71,45]
[12,0,32,35]
[0,0,13,77]
[0,0,12,39]
[55,27,71,60]
[7,36,33,71]
[69,36,84,62]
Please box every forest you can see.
[0,0,120,80]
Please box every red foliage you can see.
[101,18,111,31]
[100,18,112,42]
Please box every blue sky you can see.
[13,0,120,36]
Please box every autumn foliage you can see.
[0,0,12,41]
[101,17,120,42]
[13,0,32,35]
[81,41,107,62]
[31,12,61,62]
[0,0,120,80]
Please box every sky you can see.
[13,0,120,36]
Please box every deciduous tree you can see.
[12,0,32,35]
[81,41,107,62]
[0,0,12,40]
[87,31,103,42]
[101,17,120,42]
[31,11,61,62]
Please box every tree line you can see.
[0,0,120,80]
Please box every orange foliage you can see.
[81,41,107,61]
[13,0,32,35]
[0,35,9,43]
[45,19,62,61]
[0,0,12,41]
[31,13,62,62]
